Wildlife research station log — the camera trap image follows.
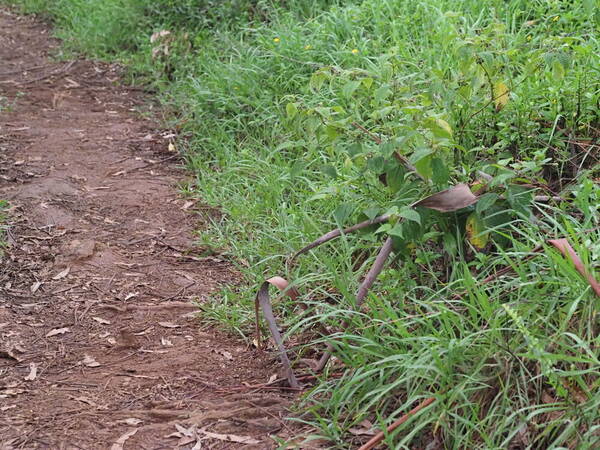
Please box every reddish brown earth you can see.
[0,9,294,449]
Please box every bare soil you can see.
[0,10,292,449]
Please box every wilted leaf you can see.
[150,30,170,43]
[412,184,478,212]
[349,419,376,436]
[200,430,260,445]
[30,281,42,293]
[82,354,101,368]
[493,81,510,111]
[24,363,37,381]
[158,322,180,329]
[466,212,489,250]
[110,428,138,450]
[120,418,143,426]
[46,327,70,338]
[52,267,70,280]
[92,317,111,325]
[219,350,233,360]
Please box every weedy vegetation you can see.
[4,0,599,447]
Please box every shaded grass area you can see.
[4,0,600,447]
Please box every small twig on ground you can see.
[162,281,195,301]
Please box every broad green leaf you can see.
[388,223,404,238]
[289,160,305,178]
[386,166,406,193]
[286,102,298,119]
[414,155,433,180]
[342,80,362,99]
[363,206,380,220]
[431,157,449,187]
[333,203,355,225]
[399,207,421,224]
[367,155,385,174]
[476,192,499,215]
[409,147,435,165]
[434,119,453,138]
[362,77,374,89]
[310,71,328,91]
[320,164,338,179]
[506,185,533,217]
[346,142,363,157]
[552,59,565,80]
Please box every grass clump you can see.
[3,0,600,447]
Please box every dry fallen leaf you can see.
[24,362,38,381]
[201,430,260,445]
[30,281,42,293]
[412,184,478,212]
[120,418,143,426]
[52,267,71,280]
[92,317,111,325]
[82,354,101,368]
[219,350,233,360]
[110,428,138,450]
[349,419,376,436]
[158,322,180,329]
[46,327,70,338]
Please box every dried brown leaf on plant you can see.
[412,183,478,212]
[547,238,600,297]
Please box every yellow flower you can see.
[552,15,559,22]
[273,37,280,43]
[527,35,532,41]
[304,44,312,50]
[351,48,359,54]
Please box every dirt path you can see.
[0,10,290,449]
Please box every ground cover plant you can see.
[5,0,599,447]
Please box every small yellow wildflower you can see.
[552,15,559,22]
[351,48,359,54]
[273,37,280,43]
[527,35,532,41]
[304,44,312,50]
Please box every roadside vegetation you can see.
[4,0,599,447]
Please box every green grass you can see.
[3,0,599,447]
